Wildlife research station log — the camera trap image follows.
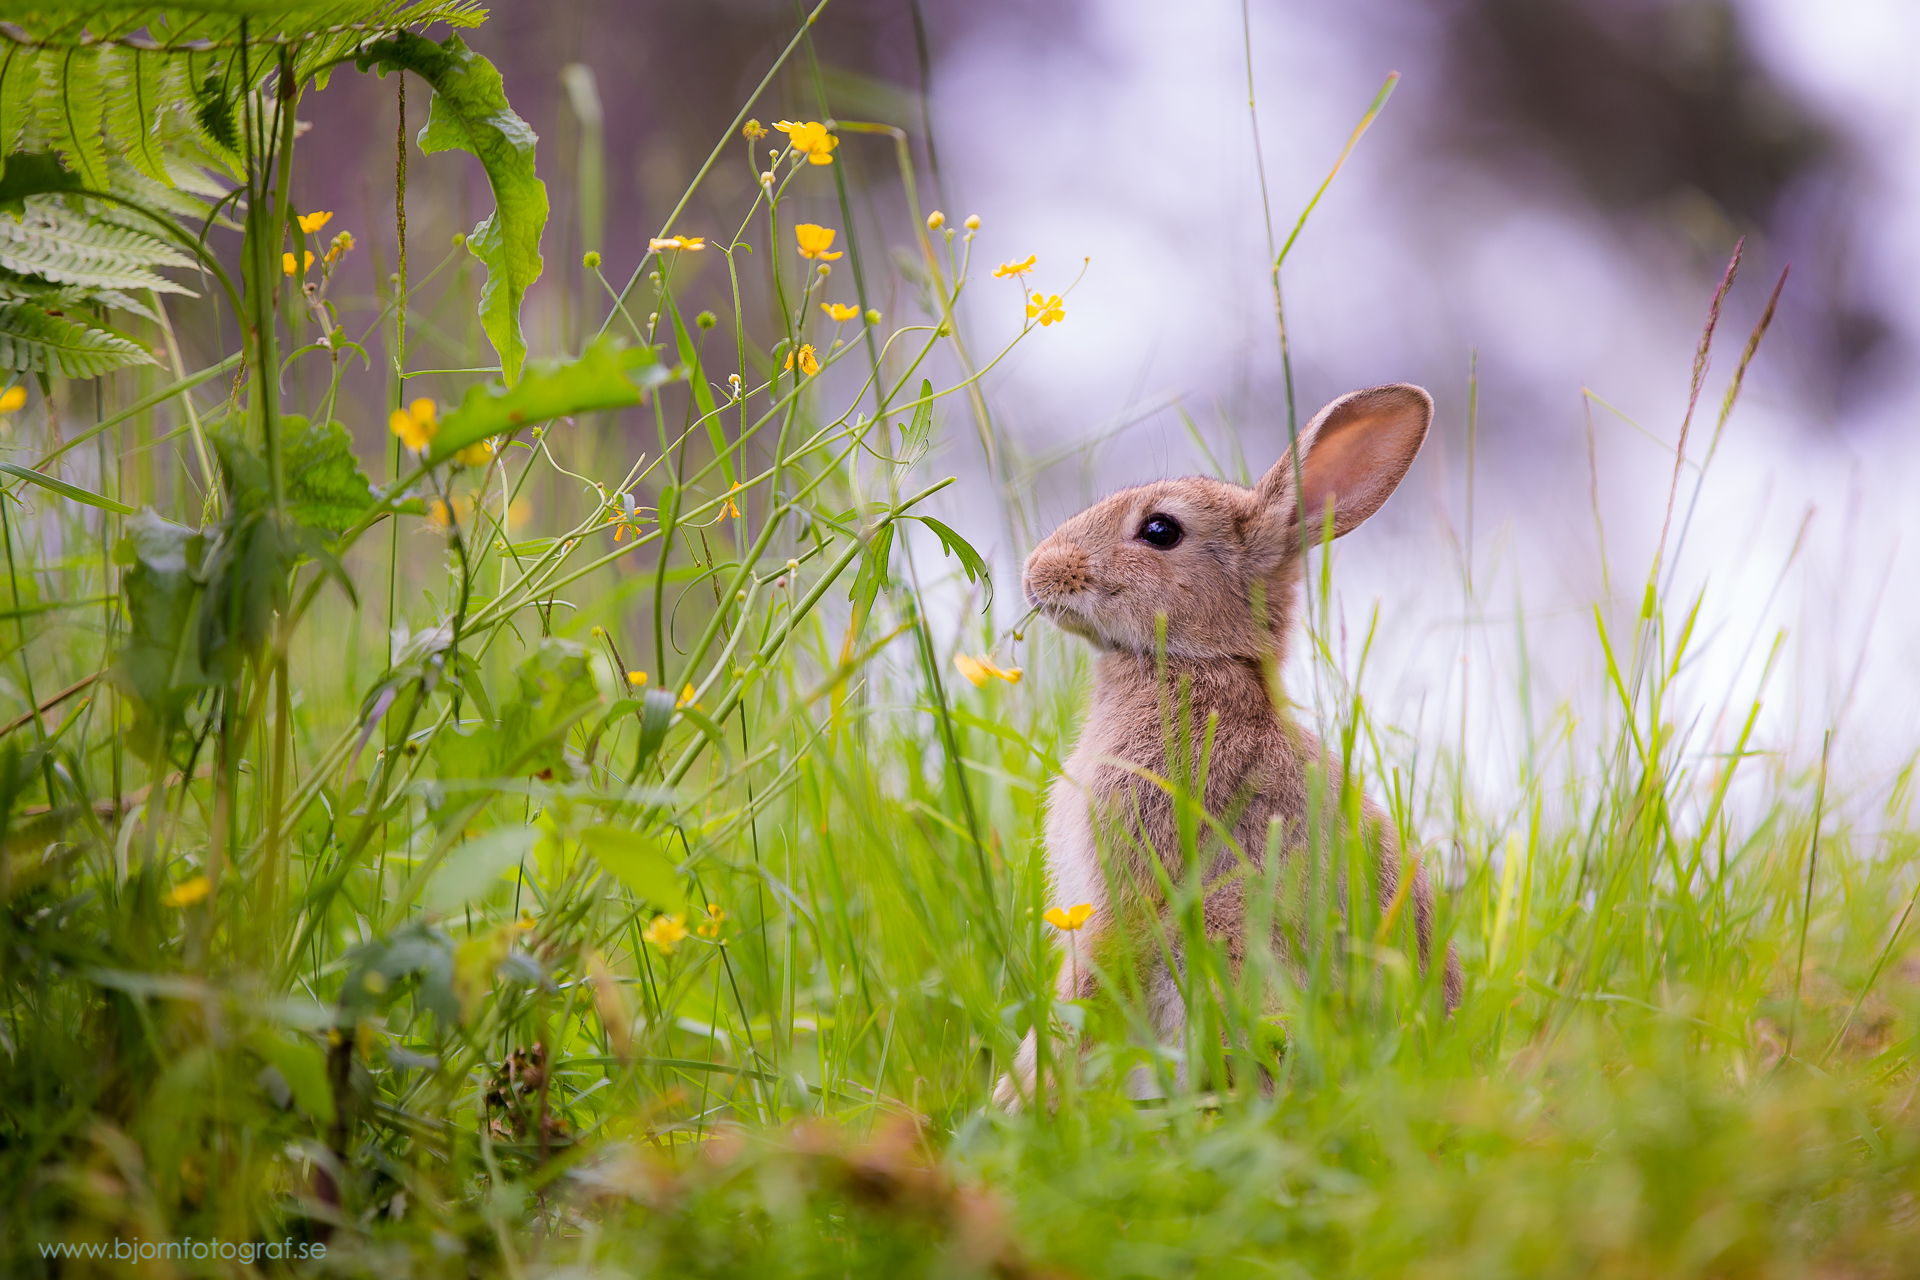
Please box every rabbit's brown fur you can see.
[998,384,1462,1109]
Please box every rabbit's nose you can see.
[1024,540,1092,605]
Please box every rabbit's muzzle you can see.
[1023,539,1093,610]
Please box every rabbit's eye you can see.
[1137,514,1183,549]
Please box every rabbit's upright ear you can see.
[1253,384,1432,543]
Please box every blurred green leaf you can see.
[243,1030,335,1125]
[424,826,536,915]
[108,510,206,751]
[0,461,136,514]
[582,826,685,913]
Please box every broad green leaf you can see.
[284,417,379,534]
[342,922,459,1026]
[210,415,376,534]
[243,1030,335,1125]
[109,510,207,751]
[581,826,686,914]
[358,32,547,385]
[428,336,666,463]
[424,827,536,915]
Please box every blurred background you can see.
[282,0,1920,812]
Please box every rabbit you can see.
[995,383,1462,1110]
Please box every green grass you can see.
[2,9,1919,1279]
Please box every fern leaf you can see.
[0,303,154,378]
[0,269,85,308]
[104,47,171,186]
[0,199,196,295]
[49,46,110,188]
[0,45,36,158]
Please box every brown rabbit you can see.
[997,383,1462,1109]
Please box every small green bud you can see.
[696,310,717,330]
[451,232,466,248]
[864,309,881,326]
[583,250,602,269]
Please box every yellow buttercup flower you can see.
[697,903,727,939]
[606,491,643,542]
[773,119,838,165]
[454,437,495,468]
[283,250,314,276]
[298,211,334,233]
[821,302,860,323]
[626,670,648,687]
[324,229,355,266]
[1027,292,1065,326]
[792,223,843,261]
[953,654,1023,687]
[784,343,819,377]
[642,913,688,955]
[163,875,212,908]
[720,482,743,519]
[1044,903,1095,932]
[390,397,439,453]
[743,119,767,141]
[0,385,25,413]
[676,684,704,711]
[994,254,1036,278]
[648,235,705,252]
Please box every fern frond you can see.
[0,302,153,378]
[0,198,197,296]
[3,4,490,185]
[0,268,83,307]
[103,45,171,186]
[42,45,107,187]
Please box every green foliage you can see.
[359,31,550,385]
[432,640,602,787]
[0,198,193,293]
[429,335,667,462]
[212,414,378,536]
[0,301,150,376]
[0,3,489,183]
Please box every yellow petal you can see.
[1067,903,1094,929]
[162,875,212,908]
[298,211,334,233]
[953,654,989,688]
[0,385,25,413]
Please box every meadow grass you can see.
[2,9,1918,1278]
